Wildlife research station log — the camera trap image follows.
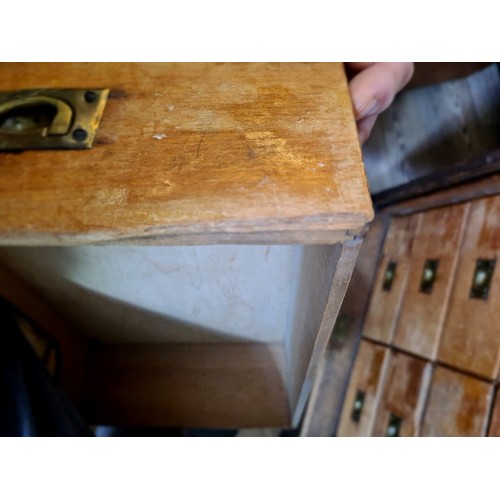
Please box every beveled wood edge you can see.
[0,225,369,246]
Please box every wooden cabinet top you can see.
[0,63,373,245]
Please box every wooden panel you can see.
[287,240,361,427]
[421,366,491,436]
[438,196,500,379]
[83,342,290,429]
[0,262,88,404]
[487,387,500,436]
[371,351,431,436]
[301,215,390,436]
[362,215,419,343]
[0,63,372,245]
[336,340,389,437]
[392,204,468,359]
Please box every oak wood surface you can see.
[0,63,372,245]
[392,204,469,359]
[437,196,500,379]
[421,366,492,436]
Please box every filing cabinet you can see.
[310,157,500,436]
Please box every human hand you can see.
[345,62,414,144]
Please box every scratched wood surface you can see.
[392,204,469,359]
[0,63,372,245]
[420,366,492,436]
[437,196,500,379]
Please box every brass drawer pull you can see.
[0,88,108,150]
[419,259,439,294]
[469,259,496,300]
[382,261,397,291]
[351,389,365,423]
[385,413,402,437]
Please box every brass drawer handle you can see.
[419,259,439,294]
[470,259,496,300]
[0,89,108,150]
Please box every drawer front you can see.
[337,340,389,436]
[393,204,468,359]
[420,365,492,436]
[372,351,431,437]
[438,196,500,379]
[363,215,420,343]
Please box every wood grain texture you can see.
[371,351,431,437]
[421,366,492,436]
[336,340,390,437]
[83,342,290,428]
[362,214,419,343]
[392,204,469,359]
[300,215,390,436]
[438,196,500,379]
[0,63,372,245]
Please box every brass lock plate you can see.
[0,89,109,150]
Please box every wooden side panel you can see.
[301,216,390,437]
[0,262,88,404]
[438,196,500,379]
[363,215,419,343]
[0,63,372,245]
[83,342,290,429]
[420,366,492,436]
[392,204,468,359]
[371,351,431,436]
[487,388,500,436]
[336,340,389,437]
[287,240,361,427]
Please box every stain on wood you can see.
[336,340,390,436]
[421,365,491,436]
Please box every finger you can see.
[357,114,378,144]
[349,62,414,120]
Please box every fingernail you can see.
[355,99,378,120]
